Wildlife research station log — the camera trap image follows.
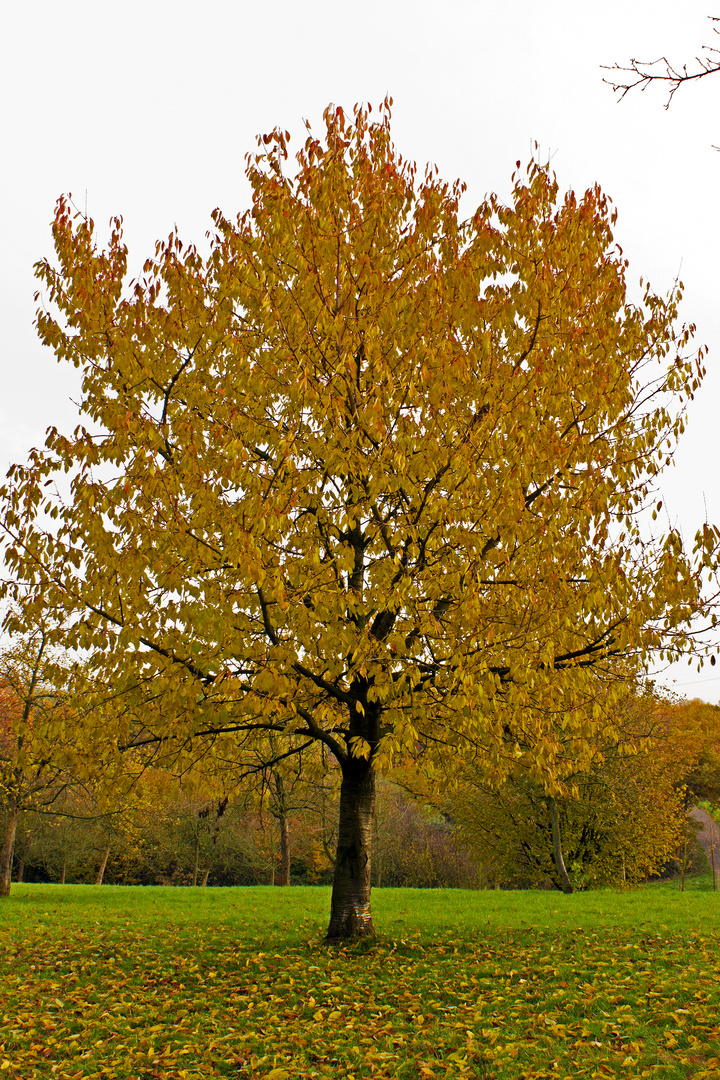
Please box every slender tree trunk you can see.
[266,815,276,885]
[200,868,210,887]
[95,844,110,885]
[192,837,199,887]
[0,807,19,898]
[547,797,573,894]
[277,812,290,886]
[274,773,291,886]
[325,757,375,940]
[60,859,66,886]
[17,859,25,884]
[374,781,382,889]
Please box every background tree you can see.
[11,791,112,884]
[8,810,48,882]
[437,689,720,890]
[200,730,340,886]
[443,757,686,891]
[373,778,479,889]
[0,632,79,896]
[1,102,717,936]
[677,700,720,806]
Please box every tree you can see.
[677,701,720,806]
[442,729,686,891]
[373,778,479,888]
[202,730,340,886]
[0,632,76,896]
[603,15,720,109]
[439,690,720,891]
[1,101,717,937]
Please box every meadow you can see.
[0,880,718,1079]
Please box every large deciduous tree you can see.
[1,101,716,937]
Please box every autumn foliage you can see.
[1,101,717,934]
[0,633,75,896]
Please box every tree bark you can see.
[60,859,66,886]
[374,781,382,889]
[547,797,573,894]
[95,843,110,885]
[273,772,291,886]
[0,807,19,898]
[277,811,290,886]
[325,756,375,940]
[17,859,25,884]
[200,868,210,887]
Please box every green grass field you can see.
[0,880,718,1079]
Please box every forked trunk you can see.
[325,756,375,940]
[0,807,19,898]
[95,844,110,886]
[548,797,573,894]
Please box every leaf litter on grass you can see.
[0,888,719,1079]
[2,929,720,1078]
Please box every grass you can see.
[0,879,718,1079]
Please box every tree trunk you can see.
[711,833,717,892]
[325,757,375,940]
[95,844,110,885]
[273,772,291,887]
[60,859,66,886]
[374,781,382,889]
[192,837,199,887]
[16,859,25,884]
[267,817,276,885]
[547,797,573,894]
[277,809,290,886]
[200,868,210,887]
[0,807,19,898]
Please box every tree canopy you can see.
[1,101,716,936]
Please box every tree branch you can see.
[603,17,720,110]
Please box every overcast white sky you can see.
[1,0,719,700]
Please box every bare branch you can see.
[603,16,720,109]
